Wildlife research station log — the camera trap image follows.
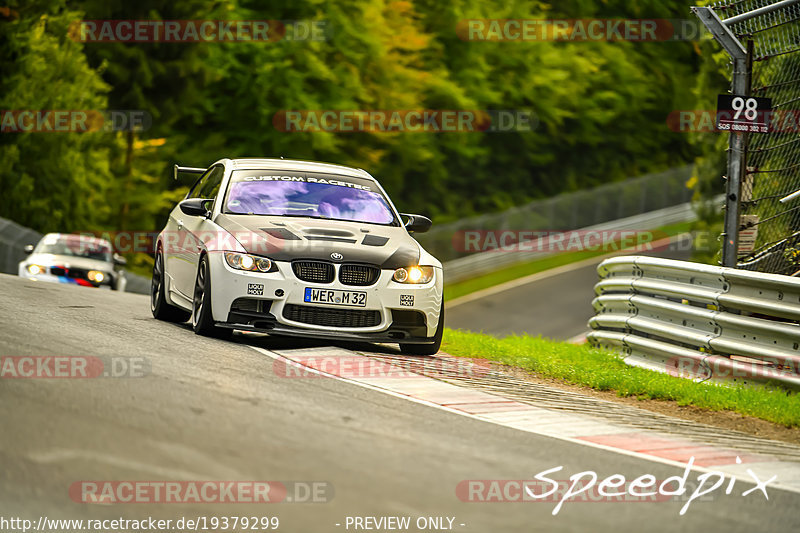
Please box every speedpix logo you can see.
[457,457,775,516]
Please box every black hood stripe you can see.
[216,213,420,269]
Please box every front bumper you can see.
[18,269,111,289]
[207,253,442,340]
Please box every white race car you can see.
[151,158,444,355]
[19,233,127,291]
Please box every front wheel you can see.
[192,255,231,339]
[151,250,191,322]
[400,302,444,356]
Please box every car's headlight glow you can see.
[88,270,105,283]
[392,266,434,284]
[27,264,45,275]
[224,252,277,273]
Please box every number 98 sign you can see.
[716,94,773,133]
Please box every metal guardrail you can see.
[0,216,150,295]
[443,201,700,284]
[588,256,800,390]
[0,216,43,276]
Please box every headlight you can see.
[224,252,277,273]
[87,270,105,283]
[26,264,45,275]
[392,266,434,284]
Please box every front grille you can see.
[292,261,335,283]
[339,264,380,286]
[283,304,381,328]
[50,266,90,280]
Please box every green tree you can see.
[0,0,113,232]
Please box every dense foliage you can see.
[1,0,711,251]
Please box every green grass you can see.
[442,329,800,428]
[444,222,692,302]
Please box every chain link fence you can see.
[415,165,693,263]
[709,0,800,275]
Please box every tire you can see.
[400,301,444,356]
[151,250,191,322]
[192,255,232,339]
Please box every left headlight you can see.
[392,266,435,284]
[224,252,278,273]
[26,264,46,275]
[87,270,106,283]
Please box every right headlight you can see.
[392,266,435,284]
[224,252,277,273]
[87,270,106,283]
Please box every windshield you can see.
[225,174,396,225]
[35,236,113,262]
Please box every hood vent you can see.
[261,228,301,240]
[361,235,389,247]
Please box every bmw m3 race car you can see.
[19,233,127,290]
[151,158,444,355]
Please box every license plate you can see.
[304,288,367,307]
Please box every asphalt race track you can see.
[445,240,693,340]
[1,273,799,532]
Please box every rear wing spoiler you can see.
[173,164,206,181]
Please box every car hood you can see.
[26,254,113,272]
[214,214,420,269]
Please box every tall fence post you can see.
[692,6,750,267]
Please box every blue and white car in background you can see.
[151,158,444,355]
[19,233,127,291]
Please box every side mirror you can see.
[401,213,432,234]
[23,244,34,254]
[113,253,127,266]
[179,198,212,217]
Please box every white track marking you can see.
[27,449,221,480]
[249,344,800,495]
